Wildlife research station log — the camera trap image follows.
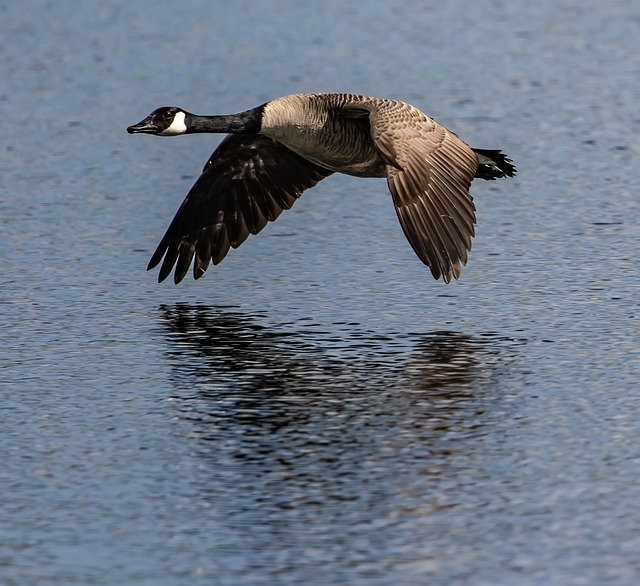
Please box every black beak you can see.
[127,116,159,134]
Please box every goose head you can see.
[127,107,188,136]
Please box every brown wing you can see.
[147,134,334,284]
[367,101,479,283]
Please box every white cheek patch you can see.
[161,111,187,135]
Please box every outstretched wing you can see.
[148,134,334,283]
[365,101,479,283]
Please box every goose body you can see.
[127,93,516,284]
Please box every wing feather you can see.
[367,101,479,282]
[148,134,334,283]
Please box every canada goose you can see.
[127,93,516,284]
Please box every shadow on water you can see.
[152,303,523,575]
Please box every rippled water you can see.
[2,1,640,584]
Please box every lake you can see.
[1,1,639,584]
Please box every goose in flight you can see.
[127,93,516,284]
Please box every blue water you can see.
[2,1,640,584]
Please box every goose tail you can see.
[472,148,517,180]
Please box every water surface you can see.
[1,1,639,584]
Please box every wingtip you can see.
[193,264,207,280]
[147,250,163,272]
[431,260,464,284]
[145,256,168,283]
[157,262,173,284]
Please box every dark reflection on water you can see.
[159,302,511,385]
[154,304,521,579]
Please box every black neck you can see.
[185,105,264,134]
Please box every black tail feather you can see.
[472,148,517,180]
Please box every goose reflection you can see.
[157,303,511,427]
[156,304,518,560]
